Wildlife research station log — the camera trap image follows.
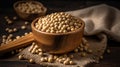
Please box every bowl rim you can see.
[13,0,47,14]
[31,17,85,35]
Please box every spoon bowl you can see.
[31,18,85,54]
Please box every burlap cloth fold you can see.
[18,4,120,67]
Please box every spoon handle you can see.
[0,33,34,54]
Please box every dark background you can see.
[0,0,120,67]
[0,0,120,11]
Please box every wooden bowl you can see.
[13,1,47,21]
[31,18,85,54]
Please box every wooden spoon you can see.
[0,18,85,54]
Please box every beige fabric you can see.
[67,4,120,42]
[19,4,120,67]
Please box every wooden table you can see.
[0,1,120,67]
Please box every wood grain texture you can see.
[0,33,34,54]
[31,18,85,54]
[0,1,120,67]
